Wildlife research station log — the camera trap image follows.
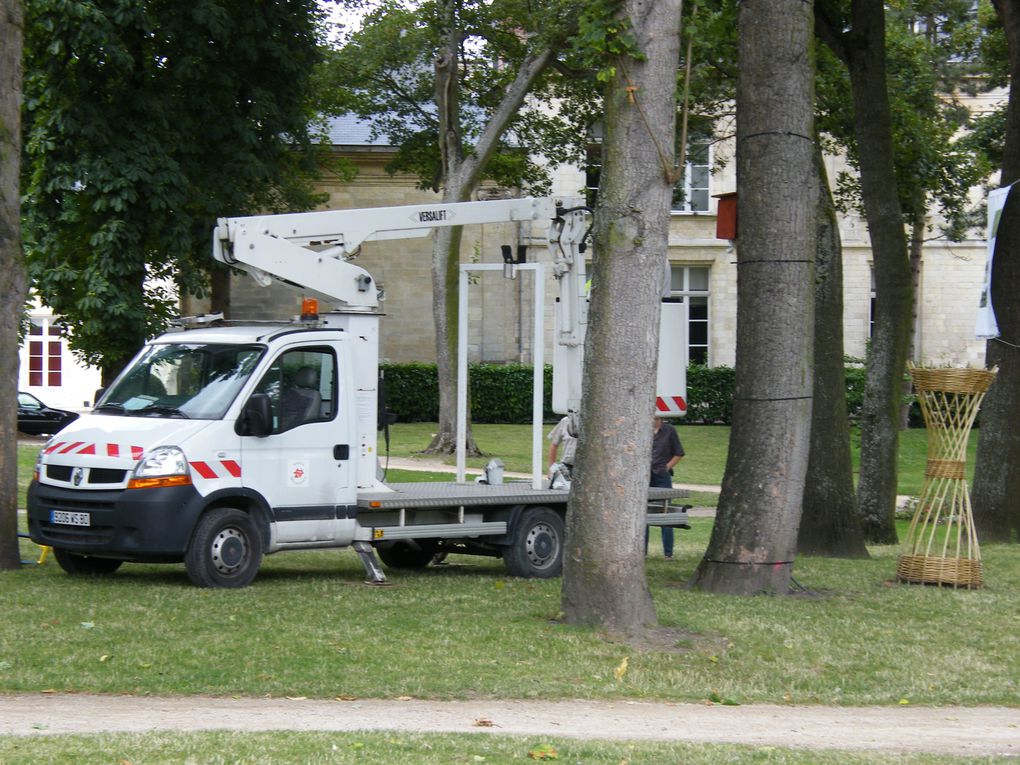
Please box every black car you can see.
[17,391,79,436]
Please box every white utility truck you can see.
[26,197,690,587]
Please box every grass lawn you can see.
[0,730,992,765]
[7,427,1015,762]
[6,516,1019,707]
[381,422,964,498]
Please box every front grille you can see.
[89,468,127,484]
[38,524,114,545]
[44,465,128,486]
[44,496,117,513]
[46,465,72,481]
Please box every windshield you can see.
[97,343,265,420]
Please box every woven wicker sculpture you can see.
[897,365,996,588]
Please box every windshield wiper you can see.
[94,403,126,413]
[138,405,190,419]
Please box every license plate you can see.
[50,510,91,527]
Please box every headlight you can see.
[128,446,192,489]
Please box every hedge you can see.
[381,363,555,424]
[381,362,875,425]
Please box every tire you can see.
[53,548,123,576]
[503,507,564,578]
[184,507,263,588]
[376,539,438,570]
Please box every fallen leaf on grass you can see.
[473,718,497,727]
[99,654,112,663]
[285,696,307,701]
[613,656,628,681]
[336,695,358,701]
[528,744,559,760]
[394,696,414,701]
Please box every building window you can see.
[672,136,711,213]
[670,265,710,365]
[585,136,712,212]
[28,319,64,387]
[585,145,601,208]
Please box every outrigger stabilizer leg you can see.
[352,541,388,585]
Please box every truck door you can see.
[239,345,354,543]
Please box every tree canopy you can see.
[317,0,596,196]
[22,0,327,380]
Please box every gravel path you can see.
[1,694,1018,758]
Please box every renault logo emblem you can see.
[72,468,85,487]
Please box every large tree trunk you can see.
[688,0,815,595]
[798,148,868,558]
[560,0,681,634]
[972,0,1020,544]
[424,3,553,455]
[0,0,27,570]
[847,0,913,544]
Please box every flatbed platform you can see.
[357,481,688,510]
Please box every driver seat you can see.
[279,366,320,430]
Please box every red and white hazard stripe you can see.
[189,460,242,480]
[655,395,687,416]
[45,441,144,460]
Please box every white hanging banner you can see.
[976,184,1014,340]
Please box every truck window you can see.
[252,348,337,433]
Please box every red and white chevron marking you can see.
[44,441,144,460]
[655,395,687,416]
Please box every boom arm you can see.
[213,197,562,309]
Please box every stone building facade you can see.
[208,113,997,372]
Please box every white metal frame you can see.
[456,263,545,489]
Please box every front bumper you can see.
[27,481,207,562]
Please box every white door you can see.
[240,345,354,543]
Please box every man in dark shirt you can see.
[648,413,684,559]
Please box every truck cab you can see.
[27,320,372,587]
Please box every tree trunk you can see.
[798,148,868,558]
[424,4,554,455]
[900,212,924,430]
[971,0,1020,544]
[688,0,815,595]
[210,264,232,318]
[560,0,681,634]
[0,0,26,570]
[848,0,913,545]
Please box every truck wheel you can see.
[185,508,263,588]
[53,548,123,576]
[504,507,564,578]
[376,539,438,570]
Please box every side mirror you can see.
[236,393,274,438]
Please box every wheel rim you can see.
[525,521,559,569]
[211,527,248,574]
